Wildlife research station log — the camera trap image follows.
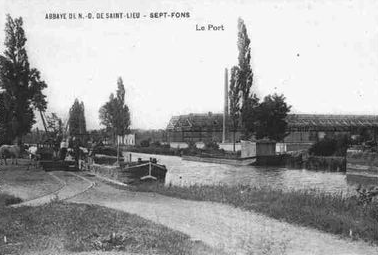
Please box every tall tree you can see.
[236,18,254,114]
[99,77,131,163]
[0,15,47,144]
[68,99,86,144]
[228,66,240,151]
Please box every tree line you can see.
[0,14,131,151]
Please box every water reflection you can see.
[128,152,373,196]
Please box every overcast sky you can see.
[1,0,378,130]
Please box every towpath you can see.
[69,174,378,255]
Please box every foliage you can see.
[228,66,241,149]
[204,140,219,150]
[0,93,12,144]
[88,129,109,144]
[140,139,150,147]
[92,146,118,156]
[99,77,131,138]
[68,99,87,139]
[243,94,291,141]
[151,141,161,147]
[45,112,63,146]
[0,15,47,143]
[309,134,350,157]
[236,18,254,110]
[240,94,260,139]
[235,18,255,134]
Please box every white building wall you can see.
[117,134,135,146]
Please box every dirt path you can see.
[69,175,378,255]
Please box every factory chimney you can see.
[222,68,228,143]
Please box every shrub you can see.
[93,146,118,156]
[151,141,161,147]
[309,135,350,157]
[204,140,219,150]
[140,140,150,147]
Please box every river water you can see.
[127,152,378,195]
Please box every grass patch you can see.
[130,182,378,245]
[0,195,218,254]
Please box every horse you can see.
[0,145,20,165]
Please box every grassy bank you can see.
[130,183,378,245]
[0,194,217,254]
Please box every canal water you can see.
[127,152,378,195]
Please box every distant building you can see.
[117,134,136,146]
[166,113,378,151]
[166,69,378,151]
[166,112,241,144]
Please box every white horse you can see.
[0,145,20,165]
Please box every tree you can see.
[236,18,254,132]
[0,92,12,144]
[99,77,131,163]
[246,94,291,142]
[228,66,240,151]
[46,112,63,143]
[68,99,86,144]
[240,94,260,139]
[0,15,47,144]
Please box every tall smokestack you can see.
[222,68,228,143]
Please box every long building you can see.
[166,113,378,151]
[166,69,378,151]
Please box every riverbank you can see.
[130,182,378,245]
[347,150,378,177]
[0,193,216,254]
[286,153,346,172]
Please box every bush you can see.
[309,135,350,157]
[204,140,219,150]
[151,141,161,147]
[93,146,118,156]
[140,140,150,147]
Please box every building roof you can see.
[167,113,378,131]
[287,114,378,129]
[167,113,225,131]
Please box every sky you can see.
[1,0,378,130]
